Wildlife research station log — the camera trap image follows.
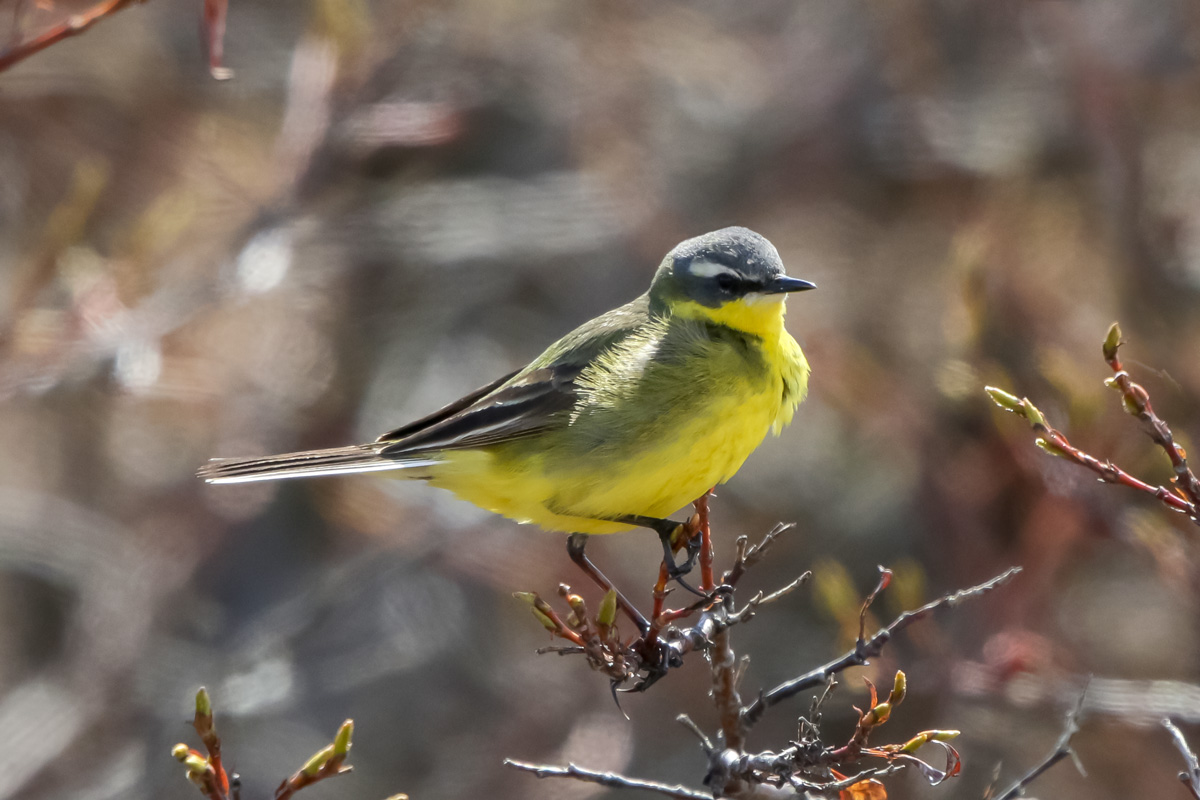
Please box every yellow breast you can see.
[429,297,809,535]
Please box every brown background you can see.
[1,1,1199,798]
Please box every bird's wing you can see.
[376,363,584,456]
[377,294,653,458]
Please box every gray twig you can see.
[741,566,1022,729]
[1164,719,1200,800]
[503,759,711,800]
[992,683,1089,800]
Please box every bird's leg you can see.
[609,514,704,597]
[565,533,650,635]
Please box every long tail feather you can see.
[198,444,439,484]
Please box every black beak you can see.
[764,275,817,294]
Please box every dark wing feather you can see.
[375,293,654,459]
[377,364,583,457]
[375,369,519,442]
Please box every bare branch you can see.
[741,567,1021,728]
[722,522,795,586]
[1164,719,1200,800]
[711,624,745,750]
[503,760,712,800]
[992,684,1088,800]
[728,572,810,624]
[0,0,146,73]
[675,714,714,754]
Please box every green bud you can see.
[869,702,891,724]
[930,730,960,741]
[184,754,210,776]
[984,386,1022,413]
[1021,399,1047,429]
[334,720,353,757]
[1103,377,1119,391]
[172,744,190,761]
[889,670,906,705]
[1103,322,1122,361]
[531,607,557,632]
[1035,437,1066,457]
[597,589,618,628]
[195,687,212,717]
[301,745,334,777]
[512,592,538,605]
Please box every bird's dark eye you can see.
[716,273,738,292]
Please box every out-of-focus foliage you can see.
[0,1,1199,799]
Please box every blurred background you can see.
[2,0,1200,798]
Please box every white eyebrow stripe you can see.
[687,259,740,279]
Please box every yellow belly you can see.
[424,308,809,535]
[428,382,782,534]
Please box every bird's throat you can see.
[674,297,787,341]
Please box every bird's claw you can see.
[659,518,705,596]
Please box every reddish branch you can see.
[202,0,231,79]
[986,322,1200,527]
[173,688,356,800]
[696,490,716,591]
[0,0,146,72]
[1102,325,1200,512]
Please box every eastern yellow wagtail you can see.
[200,227,813,586]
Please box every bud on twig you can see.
[984,386,1022,413]
[195,687,212,718]
[597,589,618,629]
[1103,322,1122,362]
[302,745,335,777]
[888,671,906,706]
[334,720,353,757]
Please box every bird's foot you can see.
[658,515,704,597]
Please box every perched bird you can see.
[200,227,814,582]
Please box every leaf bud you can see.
[334,720,353,757]
[597,589,618,628]
[1103,322,1122,361]
[301,745,334,777]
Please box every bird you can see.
[200,226,814,588]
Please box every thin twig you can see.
[1164,719,1200,800]
[1033,423,1195,517]
[1104,326,1200,514]
[696,491,715,592]
[985,323,1200,526]
[0,0,146,72]
[741,567,1021,728]
[676,714,714,754]
[711,623,745,750]
[722,523,795,587]
[795,762,904,793]
[503,760,712,800]
[727,572,810,624]
[992,684,1088,800]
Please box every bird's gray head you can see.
[649,227,815,311]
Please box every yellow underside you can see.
[420,295,809,535]
[427,385,783,534]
